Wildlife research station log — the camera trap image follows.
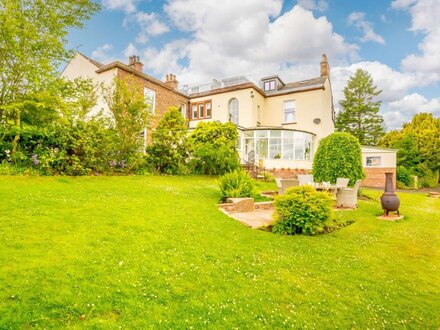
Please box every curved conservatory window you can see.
[228,98,239,125]
[242,130,313,161]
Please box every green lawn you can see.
[0,176,439,328]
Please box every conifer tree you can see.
[336,69,385,145]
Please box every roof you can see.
[361,146,398,152]
[187,76,326,99]
[260,75,285,85]
[188,82,266,99]
[95,60,188,98]
[265,77,326,96]
[77,52,104,69]
[242,126,316,135]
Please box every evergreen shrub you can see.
[312,132,364,186]
[219,169,255,199]
[272,186,333,235]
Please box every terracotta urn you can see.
[380,172,400,216]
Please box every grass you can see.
[0,175,439,328]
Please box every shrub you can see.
[272,186,333,235]
[191,144,240,176]
[219,169,255,199]
[312,132,364,186]
[147,107,189,174]
[415,164,439,188]
[189,121,240,175]
[396,165,411,187]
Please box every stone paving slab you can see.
[221,209,275,229]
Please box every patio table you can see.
[312,184,340,193]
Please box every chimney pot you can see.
[164,73,179,90]
[128,55,143,72]
[320,53,330,78]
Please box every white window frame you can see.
[366,156,382,167]
[144,87,156,114]
[284,100,296,123]
[264,80,276,91]
[228,98,239,125]
[178,103,187,119]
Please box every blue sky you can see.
[67,0,440,130]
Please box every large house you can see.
[62,53,395,187]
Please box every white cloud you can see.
[347,11,385,44]
[124,12,170,44]
[158,2,357,84]
[389,93,440,115]
[380,14,388,23]
[123,42,138,58]
[102,0,137,14]
[382,93,440,130]
[91,44,115,63]
[297,0,329,12]
[392,0,440,81]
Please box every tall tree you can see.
[336,69,385,145]
[0,0,99,154]
[104,77,151,165]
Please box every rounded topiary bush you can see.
[272,186,333,235]
[312,132,364,186]
[219,169,255,199]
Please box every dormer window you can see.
[264,80,276,91]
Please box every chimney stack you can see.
[320,53,329,78]
[128,55,143,72]
[164,73,179,90]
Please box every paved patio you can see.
[220,208,275,229]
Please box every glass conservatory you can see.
[239,129,314,162]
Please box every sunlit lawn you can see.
[0,176,439,328]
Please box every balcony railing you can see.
[180,75,253,95]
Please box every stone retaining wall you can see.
[218,201,274,213]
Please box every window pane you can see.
[206,102,212,117]
[295,139,305,160]
[256,138,268,159]
[244,131,254,138]
[366,156,381,166]
[199,104,204,117]
[284,100,295,122]
[270,80,276,90]
[192,105,197,119]
[228,98,239,124]
[270,130,281,137]
[283,138,294,159]
[179,104,186,118]
[269,138,282,158]
[305,140,312,160]
[255,130,268,138]
[144,88,156,114]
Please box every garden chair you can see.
[298,174,314,186]
[276,178,299,194]
[335,177,349,188]
[336,180,362,208]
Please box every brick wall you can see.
[362,167,396,188]
[117,69,189,132]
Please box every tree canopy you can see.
[380,113,440,175]
[0,0,99,154]
[336,69,385,146]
